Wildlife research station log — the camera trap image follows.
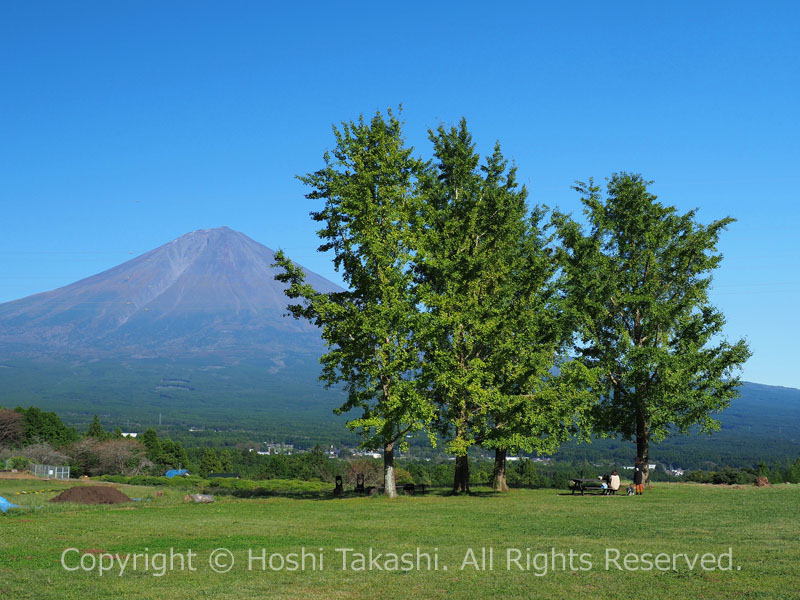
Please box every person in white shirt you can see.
[608,470,621,495]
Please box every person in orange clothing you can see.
[633,459,644,495]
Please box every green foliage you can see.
[274,108,436,495]
[14,406,78,447]
[685,467,757,485]
[218,449,233,472]
[86,415,107,440]
[141,427,161,462]
[554,174,751,478]
[199,448,221,477]
[158,439,188,471]
[508,459,539,487]
[98,474,208,488]
[6,456,29,469]
[393,466,414,485]
[414,120,598,490]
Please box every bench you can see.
[569,478,612,496]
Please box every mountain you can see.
[0,226,338,361]
[0,227,350,442]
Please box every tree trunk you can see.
[636,413,650,485]
[383,442,397,498]
[492,448,509,492]
[453,454,470,493]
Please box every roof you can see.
[165,469,189,478]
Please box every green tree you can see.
[514,458,539,487]
[87,415,106,439]
[554,173,751,483]
[159,439,188,471]
[415,120,595,492]
[141,428,161,463]
[485,362,598,492]
[16,406,78,447]
[218,449,233,473]
[199,448,221,478]
[274,109,435,498]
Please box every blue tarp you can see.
[0,496,21,513]
[165,469,188,478]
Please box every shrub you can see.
[6,456,29,470]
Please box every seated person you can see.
[608,470,621,494]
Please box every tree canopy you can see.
[414,120,597,492]
[274,109,435,497]
[554,173,751,481]
[276,113,749,495]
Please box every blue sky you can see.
[1,1,798,387]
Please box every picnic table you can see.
[569,478,606,496]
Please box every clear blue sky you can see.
[1,1,798,388]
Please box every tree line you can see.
[8,405,798,488]
[0,407,190,477]
[274,109,750,496]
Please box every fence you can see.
[30,463,71,480]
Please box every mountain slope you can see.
[0,227,337,359]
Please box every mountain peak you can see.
[0,228,338,359]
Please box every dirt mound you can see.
[50,486,131,505]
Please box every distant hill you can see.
[553,382,800,469]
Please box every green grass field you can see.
[1,479,798,599]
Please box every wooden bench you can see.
[569,478,606,495]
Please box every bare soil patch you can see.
[0,472,37,479]
[50,486,131,505]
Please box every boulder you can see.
[184,493,215,503]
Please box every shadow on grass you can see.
[206,485,494,501]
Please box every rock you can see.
[185,493,215,503]
[754,476,770,487]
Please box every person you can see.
[608,470,621,495]
[633,459,644,495]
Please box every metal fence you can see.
[30,464,70,480]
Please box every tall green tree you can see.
[159,439,188,471]
[86,415,107,440]
[274,109,435,498]
[416,120,595,492]
[554,173,751,482]
[141,428,161,463]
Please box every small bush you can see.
[7,456,29,470]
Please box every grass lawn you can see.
[1,479,798,599]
